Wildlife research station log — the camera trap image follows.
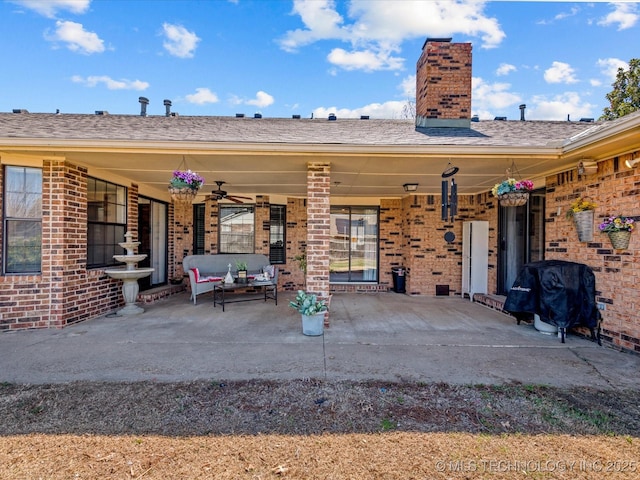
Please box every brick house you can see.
[1,39,639,354]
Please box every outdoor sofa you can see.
[182,254,277,304]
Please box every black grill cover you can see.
[504,260,599,330]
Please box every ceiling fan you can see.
[211,180,252,204]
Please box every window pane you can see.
[5,167,42,218]
[219,205,254,254]
[269,205,286,264]
[4,167,42,273]
[87,176,127,268]
[5,220,42,273]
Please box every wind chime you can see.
[441,163,459,222]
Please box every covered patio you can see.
[1,291,637,390]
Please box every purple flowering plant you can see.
[170,169,205,189]
[599,215,635,233]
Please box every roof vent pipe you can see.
[519,104,526,121]
[139,97,149,116]
[164,99,172,117]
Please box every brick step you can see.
[138,283,186,304]
[473,293,506,312]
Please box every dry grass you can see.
[1,380,639,478]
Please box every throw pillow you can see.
[263,265,275,278]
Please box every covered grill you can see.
[504,260,601,343]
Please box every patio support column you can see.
[306,162,331,325]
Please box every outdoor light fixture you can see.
[577,160,597,176]
[403,183,419,192]
[625,153,640,169]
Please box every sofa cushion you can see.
[190,267,221,283]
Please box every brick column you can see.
[306,162,330,323]
[45,159,88,327]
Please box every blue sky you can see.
[1,0,638,121]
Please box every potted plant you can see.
[235,259,248,284]
[491,178,534,207]
[169,169,204,190]
[566,197,597,242]
[289,290,327,336]
[168,169,205,203]
[599,215,635,249]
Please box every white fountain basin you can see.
[113,254,148,264]
[104,267,154,280]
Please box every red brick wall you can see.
[397,193,497,296]
[545,153,640,353]
[0,159,121,330]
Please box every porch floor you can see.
[1,291,636,390]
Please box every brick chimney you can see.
[415,38,472,128]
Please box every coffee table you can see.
[213,280,277,312]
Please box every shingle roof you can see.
[0,112,602,148]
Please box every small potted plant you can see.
[599,215,635,249]
[289,290,327,336]
[566,197,597,242]
[235,259,248,284]
[491,178,534,207]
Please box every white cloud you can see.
[162,23,200,58]
[527,92,595,121]
[278,0,505,72]
[544,61,578,84]
[10,0,90,18]
[597,57,629,82]
[312,100,410,119]
[47,20,104,54]
[246,91,275,108]
[327,47,403,72]
[399,75,415,99]
[472,77,522,115]
[598,2,638,30]
[496,63,516,76]
[185,88,219,105]
[71,75,148,90]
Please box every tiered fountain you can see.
[104,231,154,316]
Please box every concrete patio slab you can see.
[0,292,637,390]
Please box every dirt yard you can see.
[1,380,639,478]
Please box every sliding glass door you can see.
[138,197,168,289]
[330,206,379,282]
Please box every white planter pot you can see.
[534,314,558,334]
[301,313,324,336]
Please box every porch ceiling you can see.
[39,139,638,201]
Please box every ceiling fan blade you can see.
[226,196,245,204]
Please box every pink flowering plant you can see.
[491,178,534,197]
[598,215,635,233]
[170,169,205,189]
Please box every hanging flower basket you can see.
[573,210,594,242]
[608,230,631,249]
[168,169,204,204]
[599,215,634,250]
[168,185,198,203]
[491,178,534,207]
[498,191,529,207]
